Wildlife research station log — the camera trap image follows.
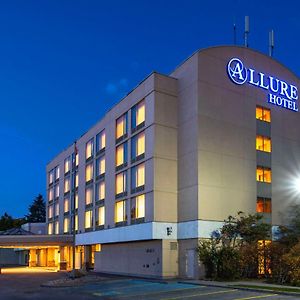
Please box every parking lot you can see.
[79,279,300,300]
[0,267,299,299]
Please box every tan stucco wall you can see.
[94,240,178,278]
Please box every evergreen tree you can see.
[0,212,14,231]
[26,194,46,222]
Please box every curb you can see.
[178,281,300,297]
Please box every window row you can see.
[84,163,145,206]
[86,130,106,160]
[116,131,145,168]
[256,106,271,123]
[49,194,145,234]
[48,184,60,202]
[256,135,271,153]
[64,152,79,174]
[84,194,145,230]
[48,166,60,185]
[116,163,145,196]
[116,100,145,141]
[85,156,105,183]
[256,167,271,183]
[256,197,271,213]
[48,192,79,218]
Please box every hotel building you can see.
[46,46,300,279]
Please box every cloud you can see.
[105,78,129,95]
[105,83,118,94]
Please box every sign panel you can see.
[227,58,298,112]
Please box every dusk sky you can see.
[1,0,300,217]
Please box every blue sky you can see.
[1,0,300,217]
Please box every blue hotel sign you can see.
[227,58,298,112]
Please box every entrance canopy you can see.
[0,234,73,248]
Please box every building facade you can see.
[46,46,300,278]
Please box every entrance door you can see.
[186,249,195,278]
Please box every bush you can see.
[282,242,300,286]
[197,240,240,280]
[197,240,218,279]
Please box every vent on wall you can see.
[170,242,178,251]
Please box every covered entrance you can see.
[0,233,73,271]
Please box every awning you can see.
[0,235,73,248]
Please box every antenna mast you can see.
[269,30,274,57]
[244,16,249,47]
[233,23,237,45]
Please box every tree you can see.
[197,211,272,280]
[0,212,14,231]
[26,194,46,223]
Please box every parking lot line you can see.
[93,284,206,298]
[161,289,238,299]
[233,294,278,300]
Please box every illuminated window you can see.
[85,163,93,182]
[72,152,79,168]
[55,202,59,216]
[115,200,126,223]
[55,184,60,199]
[131,132,145,161]
[96,206,105,226]
[75,192,78,210]
[75,173,79,187]
[75,214,78,231]
[256,198,272,213]
[256,106,271,122]
[49,170,54,185]
[48,188,54,202]
[48,223,53,235]
[96,156,105,177]
[131,163,145,191]
[64,198,69,213]
[72,173,79,189]
[258,240,272,275]
[256,167,272,183]
[86,138,94,160]
[48,205,53,219]
[116,142,128,167]
[54,221,59,234]
[131,194,145,220]
[55,166,60,181]
[63,217,69,233]
[256,136,271,152]
[85,210,93,229]
[64,157,71,174]
[64,177,70,193]
[96,130,106,153]
[96,181,105,202]
[115,171,127,196]
[116,113,128,140]
[85,186,93,206]
[132,100,145,130]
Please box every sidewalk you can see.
[179,279,300,296]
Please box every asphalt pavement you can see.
[0,267,299,300]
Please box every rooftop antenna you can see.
[244,16,249,47]
[233,22,237,45]
[269,30,274,57]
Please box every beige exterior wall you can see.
[46,72,178,235]
[46,45,300,279]
[94,239,178,278]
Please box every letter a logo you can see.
[227,58,248,85]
